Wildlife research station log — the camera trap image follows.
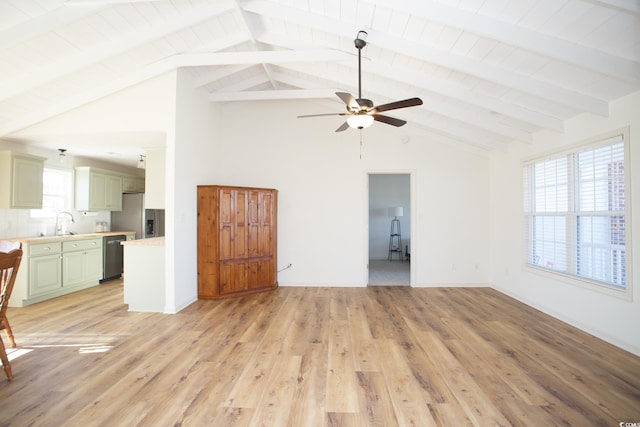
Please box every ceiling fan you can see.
[298,31,423,132]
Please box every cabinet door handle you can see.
[43,247,50,251]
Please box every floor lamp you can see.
[388,207,403,261]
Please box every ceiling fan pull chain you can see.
[360,129,363,159]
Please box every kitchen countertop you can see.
[5,231,136,244]
[121,236,164,246]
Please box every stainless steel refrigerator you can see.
[111,193,165,239]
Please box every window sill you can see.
[523,265,632,302]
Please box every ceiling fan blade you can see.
[297,113,347,118]
[374,97,423,113]
[335,122,350,132]
[373,114,407,127]
[335,92,359,112]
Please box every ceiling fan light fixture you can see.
[347,114,374,129]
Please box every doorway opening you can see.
[368,173,411,286]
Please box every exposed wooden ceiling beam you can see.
[372,0,640,82]
[588,0,640,13]
[0,5,106,50]
[270,47,564,132]
[404,113,512,150]
[220,69,533,143]
[0,66,172,137]
[257,32,564,133]
[241,0,610,117]
[64,0,162,4]
[148,49,353,71]
[210,89,341,102]
[252,41,599,132]
[0,2,237,103]
[233,0,279,90]
[274,64,533,143]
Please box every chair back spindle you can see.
[0,241,23,380]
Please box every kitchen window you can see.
[31,167,73,219]
[523,129,630,296]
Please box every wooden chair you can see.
[0,241,22,381]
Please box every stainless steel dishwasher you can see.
[102,234,125,282]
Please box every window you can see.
[523,130,629,294]
[31,168,73,219]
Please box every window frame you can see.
[522,128,632,300]
[30,166,74,220]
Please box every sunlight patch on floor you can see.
[7,348,33,361]
[6,343,113,361]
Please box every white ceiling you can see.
[1,0,639,165]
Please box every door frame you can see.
[364,170,416,286]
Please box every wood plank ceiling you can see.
[0,0,638,161]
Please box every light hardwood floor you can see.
[1,282,639,426]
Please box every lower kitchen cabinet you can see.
[28,242,62,297]
[62,239,103,288]
[9,237,104,307]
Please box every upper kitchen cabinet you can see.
[122,175,145,193]
[75,167,122,211]
[144,147,165,209]
[0,151,46,209]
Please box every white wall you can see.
[212,100,491,287]
[489,90,640,355]
[165,69,221,313]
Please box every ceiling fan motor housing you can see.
[354,30,368,49]
[349,98,374,113]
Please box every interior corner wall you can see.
[489,90,640,355]
[165,69,221,313]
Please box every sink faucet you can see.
[55,211,75,236]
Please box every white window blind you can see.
[523,134,627,291]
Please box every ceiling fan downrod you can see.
[354,30,368,100]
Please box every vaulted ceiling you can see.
[1,0,639,163]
